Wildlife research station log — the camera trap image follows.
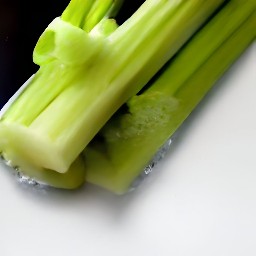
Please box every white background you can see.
[0,43,255,256]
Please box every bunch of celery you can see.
[0,0,255,192]
[84,0,256,193]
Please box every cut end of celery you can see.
[0,0,255,194]
[0,122,70,173]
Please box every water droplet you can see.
[129,137,172,191]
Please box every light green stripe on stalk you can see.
[174,13,256,119]
[2,61,76,125]
[147,0,256,96]
[0,0,225,174]
[27,0,224,173]
[62,0,124,31]
[2,18,105,125]
[90,18,119,38]
[84,3,256,193]
[61,0,95,28]
[82,0,116,32]
[3,1,124,125]
[106,0,226,104]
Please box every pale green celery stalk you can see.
[61,0,123,30]
[0,0,224,176]
[61,0,94,27]
[0,98,85,189]
[0,0,122,188]
[84,0,256,194]
[82,0,123,32]
[90,18,119,38]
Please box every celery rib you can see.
[84,0,256,194]
[0,0,224,175]
[2,0,254,191]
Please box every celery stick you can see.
[84,0,256,194]
[61,0,95,27]
[0,0,224,175]
[62,0,123,31]
[0,121,86,189]
[82,0,121,32]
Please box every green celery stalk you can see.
[61,0,123,30]
[0,0,224,178]
[83,0,256,194]
[0,0,123,189]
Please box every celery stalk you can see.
[61,0,123,30]
[0,0,224,176]
[84,0,256,194]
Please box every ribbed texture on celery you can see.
[0,0,225,174]
[148,0,256,95]
[82,0,115,31]
[62,0,95,28]
[62,0,123,31]
[84,0,256,193]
